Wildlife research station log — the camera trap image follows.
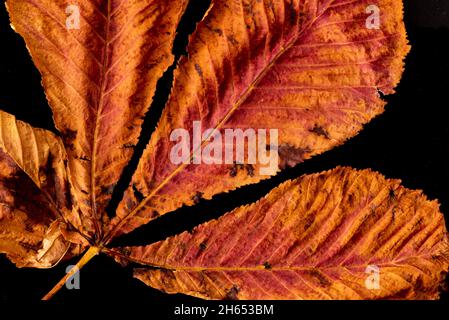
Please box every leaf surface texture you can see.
[6,0,189,238]
[118,168,449,300]
[111,0,410,237]
[0,110,82,267]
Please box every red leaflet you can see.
[117,168,449,300]
[110,0,410,238]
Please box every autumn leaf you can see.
[1,0,447,301]
[6,0,189,239]
[0,110,85,268]
[108,0,410,239]
[111,167,449,300]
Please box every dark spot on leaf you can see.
[227,35,239,46]
[160,269,176,286]
[145,62,157,70]
[38,153,69,210]
[348,193,355,204]
[342,177,350,191]
[414,218,423,228]
[224,285,240,300]
[122,144,136,149]
[192,191,203,204]
[132,184,144,202]
[303,213,315,230]
[229,162,244,177]
[126,198,135,211]
[309,124,330,139]
[289,2,297,25]
[194,64,203,78]
[101,184,116,195]
[278,144,311,169]
[263,261,272,270]
[64,175,73,210]
[61,129,77,150]
[298,11,306,24]
[310,269,331,287]
[83,199,92,207]
[24,223,34,233]
[38,153,53,182]
[119,247,131,256]
[78,156,91,162]
[212,28,223,36]
[199,241,207,251]
[151,210,160,218]
[229,166,237,177]
[245,164,254,177]
[388,188,396,201]
[21,241,41,252]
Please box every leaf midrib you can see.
[108,247,438,272]
[92,0,113,242]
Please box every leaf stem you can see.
[41,246,101,300]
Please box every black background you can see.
[0,0,448,307]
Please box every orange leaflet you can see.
[6,0,189,239]
[114,168,449,300]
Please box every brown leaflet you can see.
[0,110,84,268]
[6,0,189,239]
[111,167,449,300]
[108,0,410,238]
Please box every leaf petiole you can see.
[41,246,101,300]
